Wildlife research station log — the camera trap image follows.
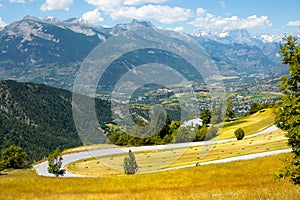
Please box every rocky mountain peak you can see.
[110,19,154,35]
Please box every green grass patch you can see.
[216,108,275,140]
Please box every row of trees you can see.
[107,100,256,147]
[107,120,220,147]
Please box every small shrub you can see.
[234,128,245,140]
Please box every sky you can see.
[0,0,299,35]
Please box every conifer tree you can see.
[123,150,138,174]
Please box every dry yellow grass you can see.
[0,153,299,200]
[66,129,288,176]
[216,108,275,140]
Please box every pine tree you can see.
[123,150,138,174]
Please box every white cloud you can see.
[40,0,73,11]
[85,0,124,10]
[287,20,300,27]
[0,17,6,27]
[220,1,226,8]
[110,5,193,24]
[85,0,192,24]
[9,0,25,3]
[85,0,167,8]
[191,8,272,31]
[82,9,104,24]
[124,0,168,6]
[166,26,184,32]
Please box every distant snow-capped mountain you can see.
[191,28,282,45]
[252,34,282,43]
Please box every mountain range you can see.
[192,29,285,76]
[191,29,282,44]
[0,16,287,91]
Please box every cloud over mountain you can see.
[82,9,104,24]
[191,8,272,31]
[85,0,192,24]
[110,5,193,24]
[0,17,6,27]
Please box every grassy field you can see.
[0,153,299,200]
[66,129,288,176]
[216,108,275,140]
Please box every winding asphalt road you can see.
[33,125,290,177]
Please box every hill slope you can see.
[0,80,111,162]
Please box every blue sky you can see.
[0,0,299,35]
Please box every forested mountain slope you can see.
[0,80,111,162]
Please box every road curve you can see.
[33,125,283,177]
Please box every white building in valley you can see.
[181,118,203,130]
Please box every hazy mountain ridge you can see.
[0,16,287,90]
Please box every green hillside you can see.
[0,80,111,162]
